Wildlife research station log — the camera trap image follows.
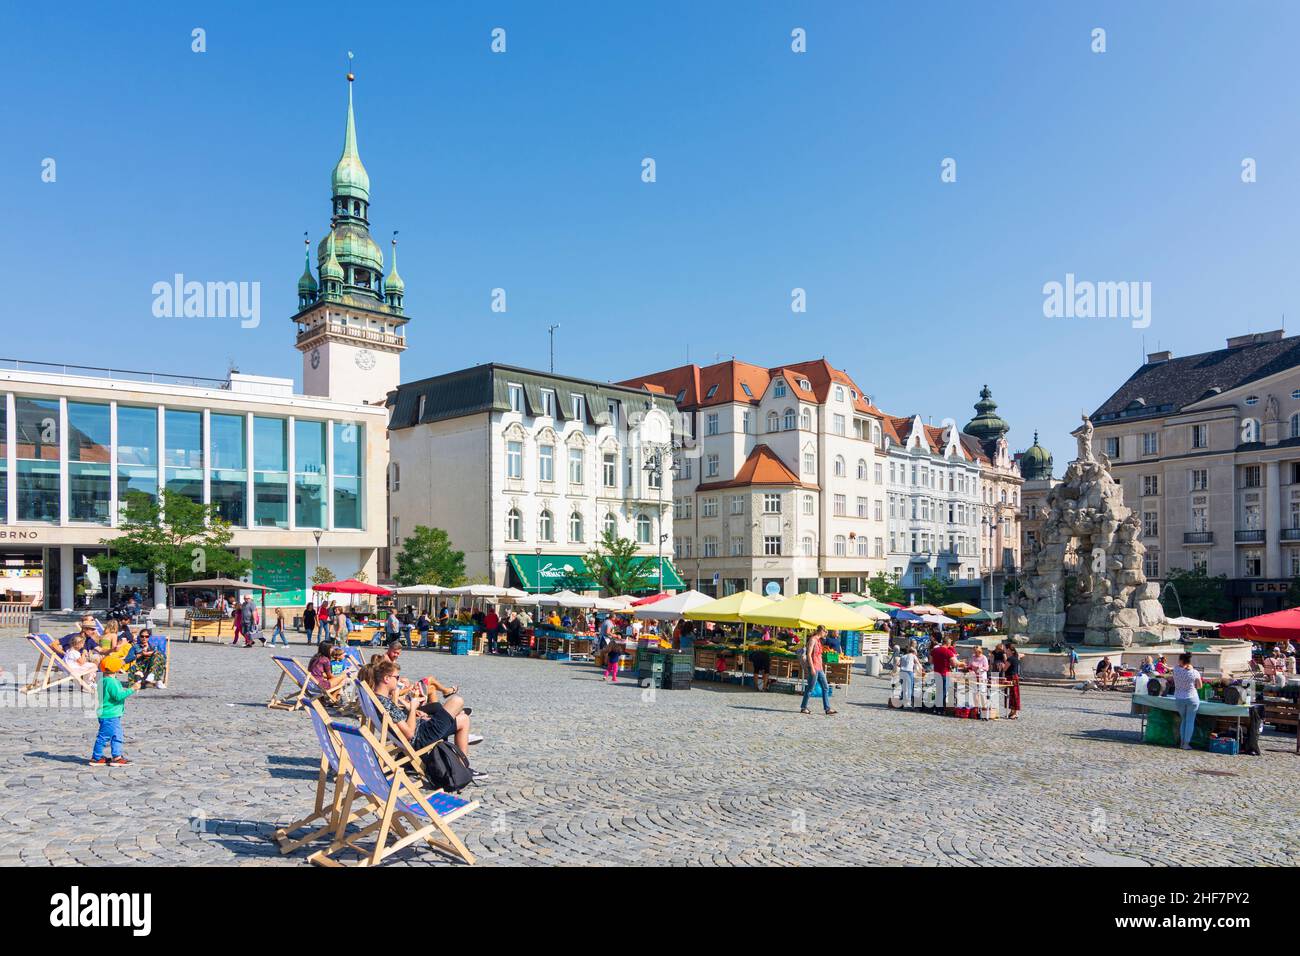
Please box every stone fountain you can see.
[1006,415,1181,649]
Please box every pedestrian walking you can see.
[799,626,837,716]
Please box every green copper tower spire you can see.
[963,384,1010,444]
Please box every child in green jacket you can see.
[90,656,139,767]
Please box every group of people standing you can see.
[892,636,1022,718]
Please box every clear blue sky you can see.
[8,1,1300,468]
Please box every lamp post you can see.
[642,443,673,594]
[534,545,542,599]
[313,529,323,576]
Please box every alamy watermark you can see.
[1042,273,1150,329]
[152,274,260,328]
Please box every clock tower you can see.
[293,67,408,405]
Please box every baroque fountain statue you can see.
[1005,415,1181,648]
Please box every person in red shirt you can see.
[929,634,959,712]
[484,607,502,655]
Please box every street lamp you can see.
[534,546,542,599]
[313,529,323,575]
[642,443,674,594]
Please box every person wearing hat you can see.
[90,655,139,767]
[60,615,102,655]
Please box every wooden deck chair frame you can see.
[268,656,325,712]
[22,633,97,695]
[309,721,477,868]
[356,679,438,771]
[274,701,371,853]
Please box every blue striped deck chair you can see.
[274,701,372,854]
[344,646,366,670]
[309,722,478,867]
[268,656,322,712]
[22,633,96,695]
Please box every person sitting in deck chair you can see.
[125,628,167,689]
[62,634,100,682]
[360,658,486,779]
[307,642,348,703]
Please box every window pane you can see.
[68,402,111,523]
[117,405,158,509]
[164,409,204,504]
[15,395,60,520]
[295,420,326,528]
[210,413,246,525]
[253,416,288,528]
[332,422,363,529]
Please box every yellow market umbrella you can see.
[683,590,774,623]
[740,592,875,631]
[941,602,982,618]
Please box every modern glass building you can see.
[0,364,388,611]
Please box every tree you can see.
[393,526,466,588]
[921,575,957,608]
[89,489,250,622]
[311,566,335,586]
[586,530,645,595]
[1160,567,1233,622]
[866,571,905,605]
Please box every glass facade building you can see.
[0,396,364,531]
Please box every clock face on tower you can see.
[355,349,376,371]
[310,348,320,370]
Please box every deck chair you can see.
[309,722,478,867]
[22,633,97,695]
[268,656,325,712]
[274,701,372,853]
[344,646,366,670]
[356,679,436,771]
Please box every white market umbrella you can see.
[393,584,449,596]
[632,589,714,622]
[921,614,957,625]
[538,589,595,609]
[1167,616,1220,630]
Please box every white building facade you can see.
[621,359,889,597]
[386,365,680,593]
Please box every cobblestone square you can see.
[2,635,1296,867]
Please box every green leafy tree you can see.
[1160,567,1233,622]
[586,530,645,595]
[89,489,250,623]
[393,526,467,588]
[866,571,905,605]
[921,575,957,608]
[311,566,335,586]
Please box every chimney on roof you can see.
[1226,330,1285,348]
[1146,350,1173,365]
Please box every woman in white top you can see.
[1170,652,1204,750]
[896,643,921,707]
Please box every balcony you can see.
[1182,531,1214,544]
[296,321,405,349]
[1234,529,1265,544]
[1282,528,1300,542]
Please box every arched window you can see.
[783,408,796,430]
[802,494,814,515]
[856,537,868,557]
[802,535,815,556]
[603,513,618,538]
[538,509,554,542]
[636,514,652,543]
[767,412,779,433]
[1291,413,1300,439]
[569,510,584,543]
[834,535,847,556]
[800,408,812,430]
[506,508,522,541]
[834,455,846,477]
[857,458,867,480]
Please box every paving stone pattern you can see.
[1,633,1296,867]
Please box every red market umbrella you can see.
[1219,607,1300,641]
[312,579,393,596]
[631,592,671,607]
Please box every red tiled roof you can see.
[694,444,819,492]
[621,356,878,416]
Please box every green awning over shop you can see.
[630,557,685,591]
[507,554,596,592]
[507,554,685,593]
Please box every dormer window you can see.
[675,389,686,404]
[799,379,811,391]
[705,384,719,399]
[773,379,787,398]
[741,383,753,397]
[834,386,845,402]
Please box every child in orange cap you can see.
[90,655,139,767]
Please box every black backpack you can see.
[421,740,474,794]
